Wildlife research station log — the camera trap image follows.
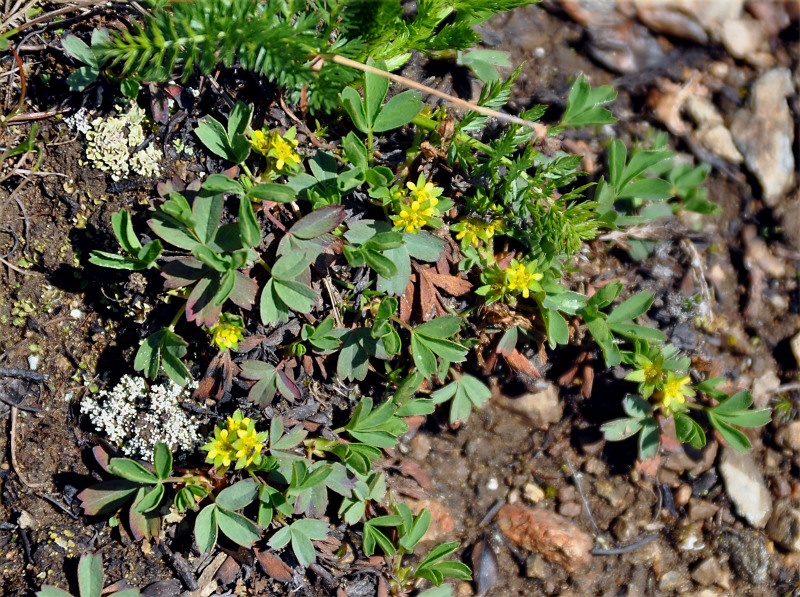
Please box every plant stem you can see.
[168,304,187,332]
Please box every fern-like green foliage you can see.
[98,0,537,112]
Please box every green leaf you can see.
[416,335,467,363]
[638,417,660,460]
[542,307,569,348]
[708,413,751,453]
[88,251,151,271]
[62,34,98,67]
[36,587,74,597]
[120,78,141,99]
[153,443,172,480]
[617,178,673,201]
[195,116,233,162]
[608,323,666,342]
[587,281,622,309]
[111,210,142,255]
[135,483,165,513]
[675,413,706,449]
[373,90,423,132]
[411,334,437,378]
[415,316,461,338]
[203,174,244,195]
[248,183,297,203]
[542,291,587,315]
[341,86,368,133]
[148,213,200,251]
[561,74,617,127]
[404,231,446,261]
[273,279,316,313]
[77,553,103,597]
[108,459,159,484]
[606,292,654,323]
[216,479,258,511]
[227,102,252,138]
[193,245,228,273]
[364,58,390,125]
[623,394,652,418]
[271,252,310,280]
[216,508,261,547]
[363,248,397,278]
[194,504,218,553]
[711,391,752,415]
[66,65,99,91]
[601,417,644,441]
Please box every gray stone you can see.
[658,570,689,592]
[718,446,773,528]
[731,68,795,207]
[766,501,800,552]
[717,529,770,584]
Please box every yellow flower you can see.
[269,134,301,170]
[250,129,270,154]
[202,427,235,470]
[392,199,437,233]
[660,374,694,415]
[407,180,437,204]
[208,314,245,351]
[453,219,499,248]
[251,128,302,171]
[232,419,267,469]
[503,261,543,299]
[201,410,267,471]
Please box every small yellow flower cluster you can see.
[659,373,695,415]
[452,218,501,248]
[251,127,302,171]
[503,260,543,299]
[208,314,245,351]
[390,175,444,234]
[201,410,268,471]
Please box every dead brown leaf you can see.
[503,348,542,380]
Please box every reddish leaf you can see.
[503,349,541,380]
[232,334,265,353]
[254,547,292,582]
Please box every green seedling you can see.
[37,553,140,597]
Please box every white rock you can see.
[500,383,563,428]
[751,370,780,409]
[720,17,773,67]
[695,125,743,164]
[719,447,773,528]
[731,68,796,207]
[27,355,39,370]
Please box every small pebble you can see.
[486,477,499,491]
[69,308,83,318]
[675,484,692,508]
[524,482,545,503]
[558,502,582,518]
[28,355,39,370]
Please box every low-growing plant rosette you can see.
[476,258,544,303]
[389,174,446,234]
[202,410,268,472]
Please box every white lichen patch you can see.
[76,104,163,181]
[80,375,201,459]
